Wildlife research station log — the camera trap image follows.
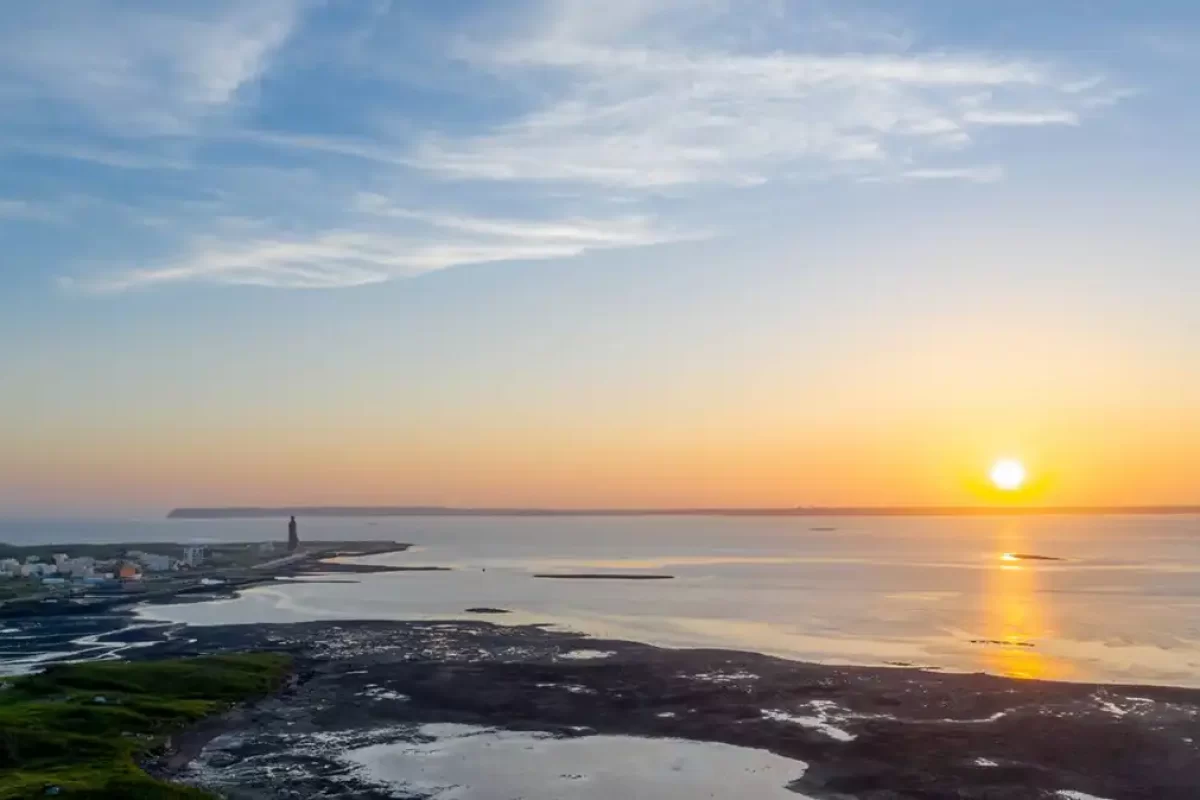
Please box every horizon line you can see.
[167,504,1200,519]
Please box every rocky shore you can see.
[124,619,1200,800]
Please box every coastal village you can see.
[0,524,409,616]
[0,540,287,607]
[1,544,209,586]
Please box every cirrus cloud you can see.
[0,0,1138,292]
[407,1,1127,189]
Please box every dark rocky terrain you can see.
[123,619,1200,800]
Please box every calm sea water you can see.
[4,515,1200,687]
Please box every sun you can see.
[989,458,1027,492]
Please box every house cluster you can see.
[1,553,99,582]
[0,546,206,586]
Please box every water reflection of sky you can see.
[35,514,1196,687]
[345,724,815,800]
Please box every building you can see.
[143,554,172,571]
[117,563,140,580]
[53,553,69,566]
[0,558,20,576]
[58,557,95,578]
[130,551,174,572]
[20,563,57,578]
[182,546,206,567]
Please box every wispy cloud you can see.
[0,140,193,170]
[2,0,1137,291]
[73,203,695,291]
[406,1,1123,189]
[354,194,687,246]
[234,131,412,167]
[963,109,1079,127]
[0,1,300,135]
[900,166,1005,183]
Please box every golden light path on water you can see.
[982,522,1074,681]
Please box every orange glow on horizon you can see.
[2,387,1198,512]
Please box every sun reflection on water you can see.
[982,525,1074,681]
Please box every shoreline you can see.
[5,582,1200,796]
[7,534,1200,697]
[11,587,1200,695]
[11,569,1200,691]
[132,618,1200,799]
[111,611,1200,697]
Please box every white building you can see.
[20,563,57,578]
[0,558,20,576]
[183,546,205,567]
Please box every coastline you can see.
[4,581,1199,797]
[5,526,1200,796]
[135,618,1200,799]
[10,544,1200,689]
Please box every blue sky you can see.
[4,0,1193,293]
[2,1,1199,514]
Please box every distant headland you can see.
[167,505,1200,519]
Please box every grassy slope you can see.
[0,653,291,799]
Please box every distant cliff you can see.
[167,505,1200,519]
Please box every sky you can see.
[2,0,1198,516]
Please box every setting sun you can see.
[990,459,1027,492]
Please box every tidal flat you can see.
[124,620,1200,800]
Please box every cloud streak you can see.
[0,1,299,135]
[963,109,1080,127]
[74,207,695,291]
[354,194,685,246]
[0,0,1136,291]
[900,166,1005,183]
[407,2,1125,189]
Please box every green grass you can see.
[0,653,291,799]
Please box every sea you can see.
[3,514,1200,687]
